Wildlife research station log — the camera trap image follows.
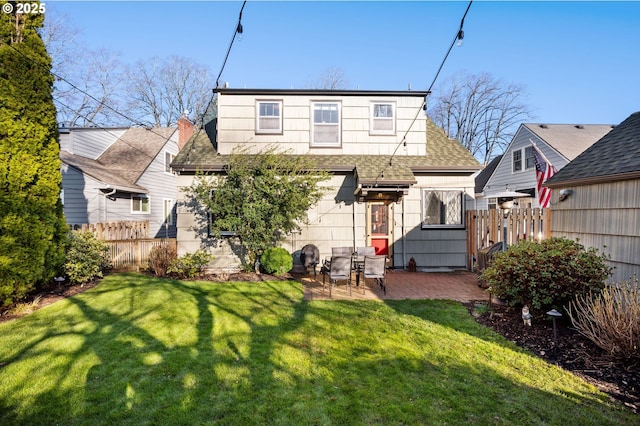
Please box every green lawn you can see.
[0,273,634,425]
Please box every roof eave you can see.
[545,171,640,188]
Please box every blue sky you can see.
[48,1,640,125]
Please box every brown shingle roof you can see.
[172,119,480,181]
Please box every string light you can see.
[374,0,473,186]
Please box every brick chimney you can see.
[177,113,194,151]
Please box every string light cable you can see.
[374,0,473,184]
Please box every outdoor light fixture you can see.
[558,189,573,202]
[546,309,563,341]
[456,29,464,46]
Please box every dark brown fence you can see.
[466,208,551,270]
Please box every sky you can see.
[47,0,640,126]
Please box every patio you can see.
[302,269,489,302]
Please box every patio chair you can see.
[323,255,352,297]
[356,246,375,256]
[363,255,386,295]
[332,246,353,257]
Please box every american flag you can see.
[533,145,557,208]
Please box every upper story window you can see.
[311,101,341,147]
[513,146,536,173]
[165,151,175,174]
[132,194,150,214]
[370,102,396,135]
[512,149,522,172]
[256,100,282,134]
[422,189,464,229]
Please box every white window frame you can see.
[512,149,522,172]
[421,189,465,229]
[370,102,396,135]
[512,146,536,173]
[163,198,173,225]
[256,100,283,134]
[131,194,150,214]
[165,151,176,174]
[310,101,341,147]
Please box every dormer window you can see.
[370,102,396,135]
[256,100,282,134]
[311,101,341,147]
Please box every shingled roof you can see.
[171,118,480,180]
[61,127,177,193]
[545,112,640,188]
[524,123,614,161]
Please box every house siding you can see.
[550,179,640,283]
[216,93,427,156]
[59,128,127,159]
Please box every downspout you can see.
[401,197,406,270]
[103,187,116,222]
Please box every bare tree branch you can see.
[428,71,534,165]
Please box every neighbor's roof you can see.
[474,155,503,194]
[545,112,640,187]
[60,126,177,193]
[171,118,480,184]
[524,123,614,160]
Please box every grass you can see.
[0,273,635,425]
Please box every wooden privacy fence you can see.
[69,221,149,240]
[107,238,177,271]
[466,208,551,270]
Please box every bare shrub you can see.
[148,244,177,277]
[568,276,639,360]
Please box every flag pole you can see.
[529,139,553,165]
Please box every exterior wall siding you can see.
[482,126,568,208]
[176,171,476,271]
[550,179,640,283]
[59,128,127,159]
[216,93,427,157]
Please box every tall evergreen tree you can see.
[0,3,67,306]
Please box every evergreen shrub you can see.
[260,247,293,276]
[65,231,111,285]
[167,250,213,279]
[481,237,612,312]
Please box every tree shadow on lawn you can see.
[0,275,630,424]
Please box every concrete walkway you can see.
[302,270,490,303]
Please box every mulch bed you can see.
[1,276,637,415]
[466,301,639,414]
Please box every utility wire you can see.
[373,0,473,184]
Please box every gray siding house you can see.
[171,88,481,271]
[545,111,640,283]
[60,126,183,238]
[475,123,614,210]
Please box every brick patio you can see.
[302,269,490,303]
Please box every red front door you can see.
[367,202,393,260]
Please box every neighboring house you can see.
[544,111,640,284]
[474,123,614,210]
[59,119,193,238]
[171,88,481,271]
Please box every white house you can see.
[171,88,481,271]
[59,121,193,238]
[475,123,614,210]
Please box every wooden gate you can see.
[466,208,551,270]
